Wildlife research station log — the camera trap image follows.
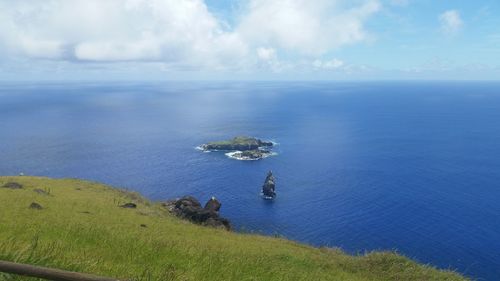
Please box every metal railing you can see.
[0,260,121,281]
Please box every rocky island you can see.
[199,136,276,160]
[261,171,276,200]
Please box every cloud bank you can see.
[0,0,380,71]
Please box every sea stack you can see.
[261,171,276,200]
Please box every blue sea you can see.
[1,81,499,280]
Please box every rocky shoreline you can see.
[225,149,275,161]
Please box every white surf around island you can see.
[195,146,212,153]
[260,192,276,200]
[225,150,278,161]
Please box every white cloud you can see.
[257,47,277,61]
[74,40,162,62]
[313,59,344,70]
[238,0,381,55]
[0,0,247,66]
[255,47,288,72]
[439,10,463,35]
[18,37,64,59]
[0,0,380,72]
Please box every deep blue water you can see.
[1,81,500,280]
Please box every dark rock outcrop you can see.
[161,199,177,212]
[204,197,221,212]
[164,196,231,231]
[2,182,23,189]
[175,196,201,209]
[262,171,276,199]
[29,202,43,210]
[120,202,137,209]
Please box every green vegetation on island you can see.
[201,136,273,151]
[0,176,467,281]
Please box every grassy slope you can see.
[0,176,467,281]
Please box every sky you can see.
[0,0,499,81]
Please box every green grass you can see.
[0,176,467,281]
[207,136,258,146]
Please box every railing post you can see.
[0,260,122,281]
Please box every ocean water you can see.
[1,81,499,280]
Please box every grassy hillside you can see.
[0,176,467,281]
